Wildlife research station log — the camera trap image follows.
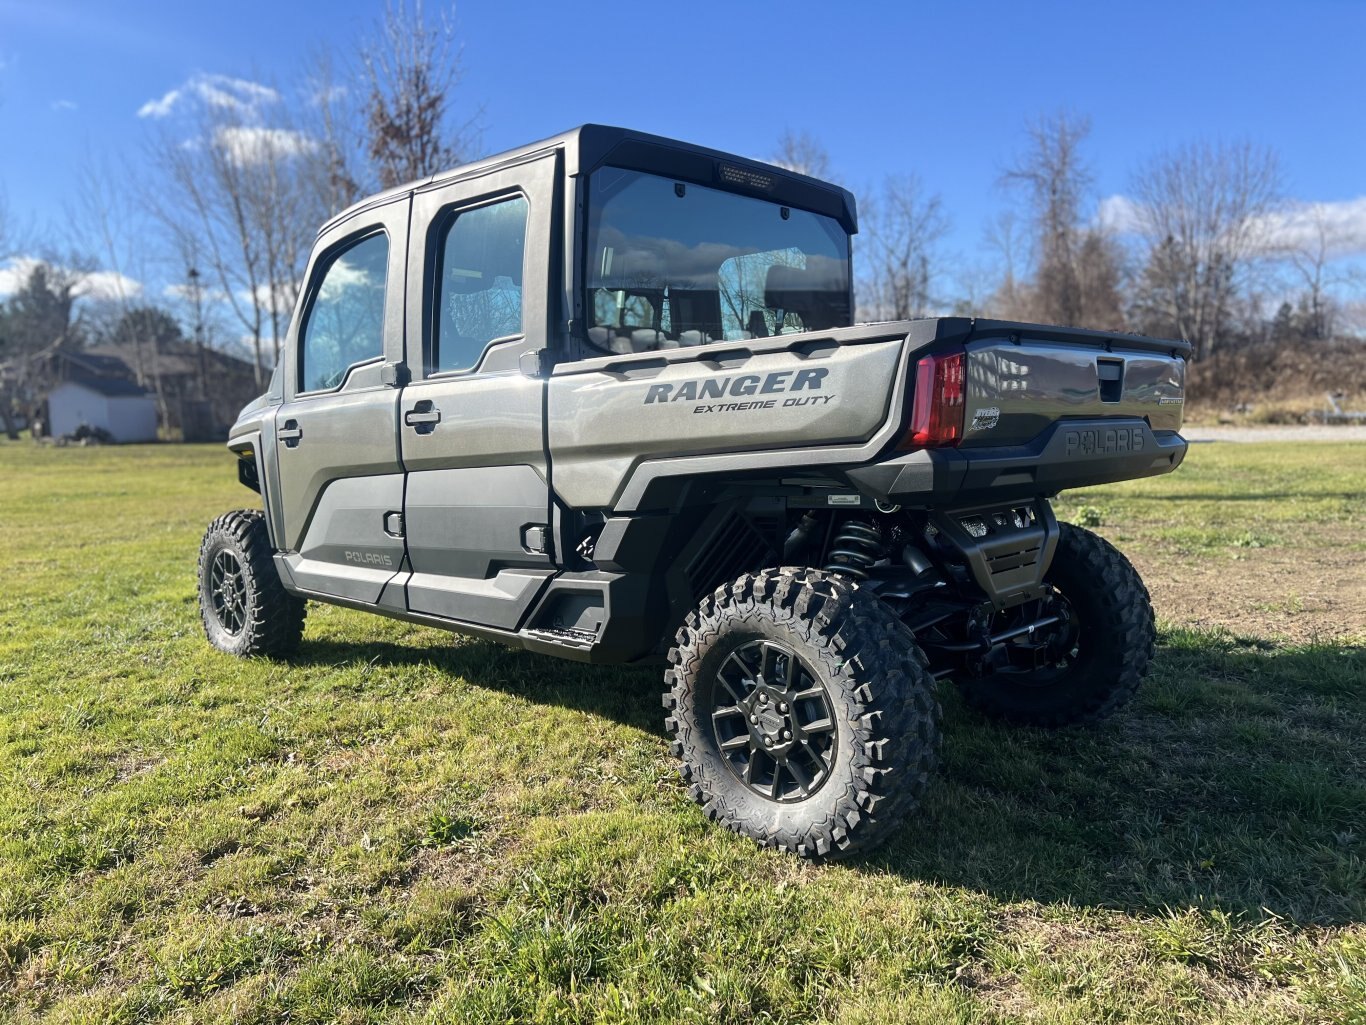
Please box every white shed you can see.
[47,377,158,442]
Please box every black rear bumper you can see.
[846,418,1187,506]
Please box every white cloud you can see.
[308,83,348,107]
[0,257,143,303]
[1254,199,1366,258]
[78,269,144,302]
[0,260,29,296]
[1096,194,1143,235]
[137,88,182,119]
[1098,193,1366,260]
[213,125,318,167]
[137,72,279,119]
[50,98,77,112]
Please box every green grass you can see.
[1,441,1363,1024]
[1053,441,1366,556]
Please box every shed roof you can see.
[56,375,154,398]
[61,350,137,379]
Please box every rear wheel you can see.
[956,522,1154,726]
[198,510,305,658]
[665,568,940,859]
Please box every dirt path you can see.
[1133,541,1366,644]
[1182,424,1366,442]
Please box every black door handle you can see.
[278,420,302,446]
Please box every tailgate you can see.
[959,332,1187,447]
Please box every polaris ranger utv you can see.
[199,125,1189,859]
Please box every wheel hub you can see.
[708,639,837,802]
[209,549,248,636]
[745,686,796,753]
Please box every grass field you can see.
[1,440,1363,1024]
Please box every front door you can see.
[399,152,560,630]
[273,197,410,604]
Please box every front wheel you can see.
[665,568,940,859]
[198,510,306,658]
[956,522,1155,726]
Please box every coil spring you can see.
[825,520,885,580]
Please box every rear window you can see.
[584,168,851,354]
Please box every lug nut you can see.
[779,702,788,713]
[763,736,772,746]
[760,693,768,703]
[783,730,792,740]
[749,714,757,724]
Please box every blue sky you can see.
[2,0,1365,301]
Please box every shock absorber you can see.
[824,519,885,580]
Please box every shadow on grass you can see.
[287,635,665,737]
[288,632,1365,926]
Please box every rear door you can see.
[399,150,560,630]
[273,198,410,603]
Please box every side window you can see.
[435,195,528,373]
[300,232,389,393]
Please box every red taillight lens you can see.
[901,350,965,448]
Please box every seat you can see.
[763,264,847,332]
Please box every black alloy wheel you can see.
[707,639,838,803]
[208,548,249,636]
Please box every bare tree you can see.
[304,50,366,214]
[0,261,87,438]
[72,150,173,423]
[983,210,1027,317]
[362,1,480,190]
[1128,140,1282,358]
[1001,112,1124,328]
[858,175,949,321]
[249,115,325,363]
[1279,203,1360,340]
[149,112,261,385]
[147,94,324,386]
[771,130,832,180]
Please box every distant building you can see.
[29,344,262,442]
[46,376,158,442]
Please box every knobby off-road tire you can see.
[958,522,1155,727]
[198,509,306,658]
[665,568,941,860]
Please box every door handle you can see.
[278,420,302,446]
[404,402,441,432]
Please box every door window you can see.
[299,232,389,393]
[434,195,529,373]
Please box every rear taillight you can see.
[900,350,965,448]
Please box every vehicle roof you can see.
[320,124,858,237]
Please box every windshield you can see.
[584,167,851,353]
